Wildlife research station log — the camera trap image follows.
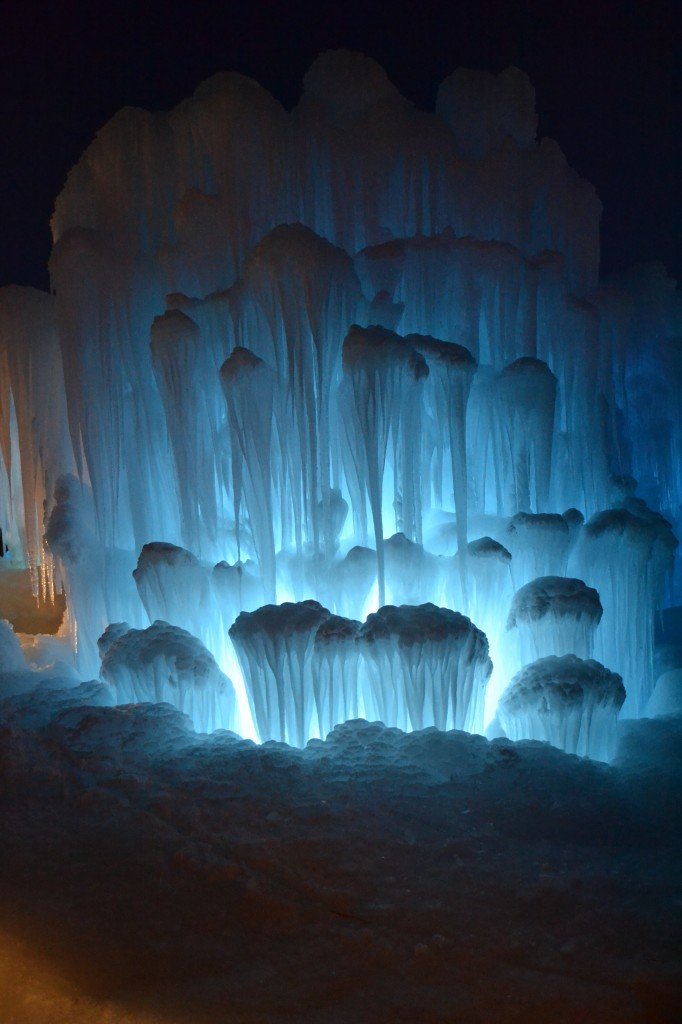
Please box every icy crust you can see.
[99,619,236,734]
[507,576,602,628]
[498,655,625,761]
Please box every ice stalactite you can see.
[99,620,237,733]
[229,600,331,745]
[0,287,73,596]
[506,576,602,676]
[340,326,428,605]
[357,604,491,734]
[498,654,625,762]
[311,614,362,738]
[150,310,222,560]
[220,347,276,601]
[493,358,556,515]
[407,334,477,590]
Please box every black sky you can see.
[1,0,680,291]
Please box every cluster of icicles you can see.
[0,52,679,761]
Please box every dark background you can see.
[1,0,680,291]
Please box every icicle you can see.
[506,576,602,676]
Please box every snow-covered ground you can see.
[0,675,679,1023]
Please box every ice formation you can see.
[99,619,237,733]
[0,51,680,760]
[498,654,625,761]
[358,603,491,733]
[506,575,602,675]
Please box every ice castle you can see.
[0,51,679,761]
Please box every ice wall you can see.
[1,51,679,758]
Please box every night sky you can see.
[2,0,680,291]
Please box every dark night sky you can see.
[1,0,680,291]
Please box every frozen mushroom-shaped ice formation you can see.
[133,542,216,649]
[505,511,570,590]
[99,620,237,734]
[507,575,602,669]
[498,654,625,761]
[229,600,331,746]
[357,603,491,734]
[312,614,362,738]
[570,507,677,716]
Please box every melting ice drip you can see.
[0,52,680,760]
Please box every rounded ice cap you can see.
[507,577,602,630]
[500,655,625,718]
[467,536,512,563]
[229,600,331,641]
[359,603,490,657]
[134,542,202,577]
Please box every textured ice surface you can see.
[507,575,602,674]
[498,654,625,761]
[99,619,237,733]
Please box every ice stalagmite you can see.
[357,604,491,734]
[311,614,362,738]
[229,600,331,745]
[99,620,237,733]
[506,576,602,675]
[498,654,625,762]
[341,326,428,604]
[220,347,276,601]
